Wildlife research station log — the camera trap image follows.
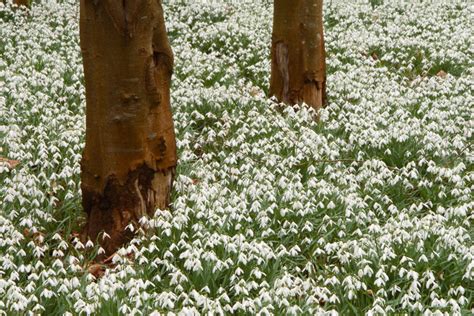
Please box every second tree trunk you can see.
[270,0,326,110]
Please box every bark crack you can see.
[275,42,290,104]
[103,0,140,37]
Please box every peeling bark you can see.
[80,0,176,255]
[270,0,327,111]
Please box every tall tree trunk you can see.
[80,0,177,255]
[270,0,327,111]
[14,0,29,6]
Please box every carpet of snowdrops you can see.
[0,0,473,314]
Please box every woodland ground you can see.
[0,0,473,315]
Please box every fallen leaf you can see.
[249,87,261,97]
[103,252,117,264]
[33,231,45,244]
[23,228,45,243]
[0,157,20,169]
[126,251,135,261]
[436,70,447,78]
[88,263,105,279]
[69,231,81,244]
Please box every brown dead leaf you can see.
[126,251,135,261]
[0,157,20,169]
[33,231,45,244]
[436,70,447,78]
[88,263,106,279]
[23,228,45,244]
[249,87,260,97]
[103,252,117,264]
[371,52,379,61]
[69,231,81,244]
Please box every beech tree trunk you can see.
[13,0,29,6]
[270,0,327,111]
[80,0,177,255]
[2,0,30,7]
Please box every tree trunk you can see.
[80,0,177,255]
[14,0,29,6]
[270,0,327,111]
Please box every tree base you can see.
[81,165,173,255]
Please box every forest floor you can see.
[0,0,473,314]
